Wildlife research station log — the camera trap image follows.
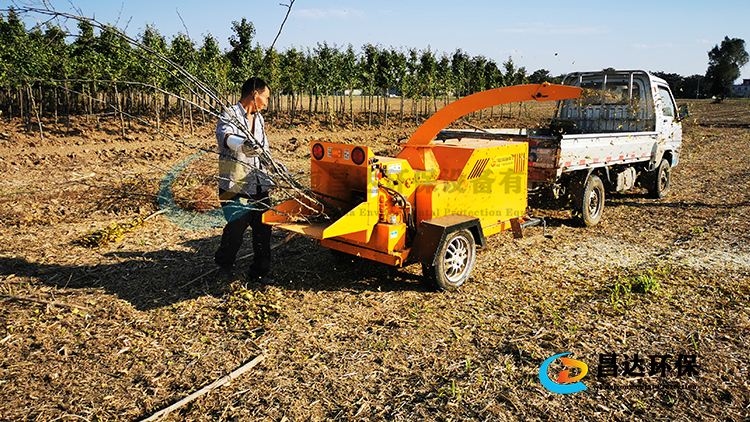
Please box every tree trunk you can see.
[127,88,132,131]
[308,92,313,119]
[288,92,295,125]
[93,80,101,129]
[115,84,125,138]
[38,85,44,122]
[8,87,14,120]
[65,81,70,135]
[25,87,32,133]
[382,92,388,128]
[349,92,354,126]
[86,83,92,123]
[201,93,206,126]
[400,96,404,127]
[154,79,160,138]
[53,86,59,126]
[414,98,419,125]
[29,86,44,141]
[19,87,24,122]
[368,93,373,126]
[180,98,186,134]
[189,94,194,137]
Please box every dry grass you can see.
[0,100,748,421]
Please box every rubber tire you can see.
[575,174,605,227]
[648,159,671,199]
[422,229,476,291]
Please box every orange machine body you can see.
[263,83,581,266]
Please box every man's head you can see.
[240,77,270,113]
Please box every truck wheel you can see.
[422,229,476,291]
[648,159,671,199]
[575,174,605,227]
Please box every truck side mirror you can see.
[678,104,690,120]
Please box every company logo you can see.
[159,152,257,230]
[538,353,589,394]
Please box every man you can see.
[214,77,275,284]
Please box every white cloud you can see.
[630,43,680,50]
[496,23,607,36]
[294,9,364,20]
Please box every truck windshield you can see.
[579,80,644,106]
[554,74,654,133]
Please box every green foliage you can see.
[630,273,660,294]
[227,17,261,84]
[279,46,306,95]
[451,48,470,97]
[76,218,144,247]
[0,9,583,123]
[528,69,556,84]
[705,36,749,101]
[221,285,282,330]
[607,270,661,313]
[503,57,527,86]
[197,33,229,91]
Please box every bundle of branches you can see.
[5,1,334,227]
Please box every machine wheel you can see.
[648,159,671,199]
[422,229,476,291]
[575,174,605,227]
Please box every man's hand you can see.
[275,161,289,174]
[242,139,260,157]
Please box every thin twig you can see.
[138,354,265,422]
[0,294,89,311]
[143,209,166,222]
[268,0,296,53]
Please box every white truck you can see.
[440,69,685,226]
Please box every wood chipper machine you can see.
[263,83,581,290]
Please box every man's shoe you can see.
[248,274,275,285]
[216,263,236,276]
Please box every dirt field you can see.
[0,99,749,421]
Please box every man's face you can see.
[253,87,270,112]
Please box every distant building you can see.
[732,79,750,97]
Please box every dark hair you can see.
[241,77,268,99]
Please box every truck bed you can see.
[531,131,659,181]
[438,128,659,183]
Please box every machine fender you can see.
[410,215,486,266]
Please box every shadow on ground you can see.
[0,231,430,311]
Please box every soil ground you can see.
[0,99,749,421]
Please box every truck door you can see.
[655,85,682,166]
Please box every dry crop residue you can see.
[0,100,748,421]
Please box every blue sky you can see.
[16,0,750,82]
